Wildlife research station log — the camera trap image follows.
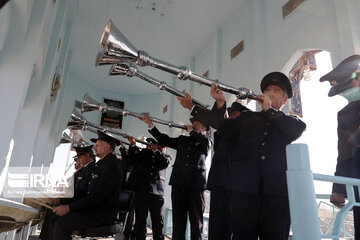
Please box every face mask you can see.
[340,86,360,102]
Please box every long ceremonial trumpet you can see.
[67,109,149,146]
[60,132,90,147]
[74,124,131,147]
[81,93,187,130]
[96,20,259,101]
[109,63,210,109]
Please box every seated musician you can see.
[49,130,123,240]
[39,145,95,240]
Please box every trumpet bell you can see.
[60,132,72,144]
[67,108,85,128]
[81,93,101,113]
[95,20,138,66]
[73,138,90,147]
[109,63,128,76]
[109,63,137,76]
[74,100,82,109]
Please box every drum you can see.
[0,198,38,233]
[23,197,51,226]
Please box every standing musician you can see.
[320,55,360,239]
[177,87,249,240]
[139,115,210,240]
[126,136,170,240]
[119,141,135,240]
[50,130,123,240]
[211,72,305,239]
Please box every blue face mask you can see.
[340,86,360,102]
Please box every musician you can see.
[320,55,360,239]
[119,141,133,187]
[39,145,95,240]
[65,145,96,203]
[50,130,123,240]
[177,88,249,240]
[126,136,170,240]
[139,114,210,240]
[118,141,136,240]
[74,157,82,171]
[214,72,306,239]
[177,88,249,150]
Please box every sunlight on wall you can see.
[294,51,348,194]
[0,139,15,195]
[48,143,76,179]
[28,155,34,173]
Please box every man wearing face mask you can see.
[218,72,306,239]
[139,114,210,240]
[320,55,360,239]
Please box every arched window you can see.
[290,51,348,194]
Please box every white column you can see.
[286,143,321,240]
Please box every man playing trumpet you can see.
[218,72,305,239]
[125,135,170,240]
[139,114,210,240]
[177,85,249,240]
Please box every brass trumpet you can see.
[60,132,72,144]
[81,93,188,130]
[109,63,210,109]
[67,109,148,146]
[60,132,90,146]
[96,20,260,101]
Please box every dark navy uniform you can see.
[119,145,133,189]
[218,108,305,240]
[60,161,95,204]
[40,161,95,240]
[320,55,360,239]
[206,72,306,240]
[332,101,360,238]
[149,126,210,240]
[192,101,250,240]
[128,145,170,240]
[40,145,96,240]
[52,153,123,240]
[332,101,360,192]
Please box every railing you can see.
[316,198,354,239]
[287,143,360,240]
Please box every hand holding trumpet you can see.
[177,93,194,110]
[138,114,153,128]
[211,84,225,109]
[126,136,136,145]
[256,94,271,111]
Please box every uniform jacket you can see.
[192,103,227,152]
[69,153,123,224]
[218,108,306,196]
[128,146,170,195]
[149,126,210,191]
[60,161,95,205]
[119,146,132,173]
[333,100,360,194]
[119,146,133,189]
[191,103,227,190]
